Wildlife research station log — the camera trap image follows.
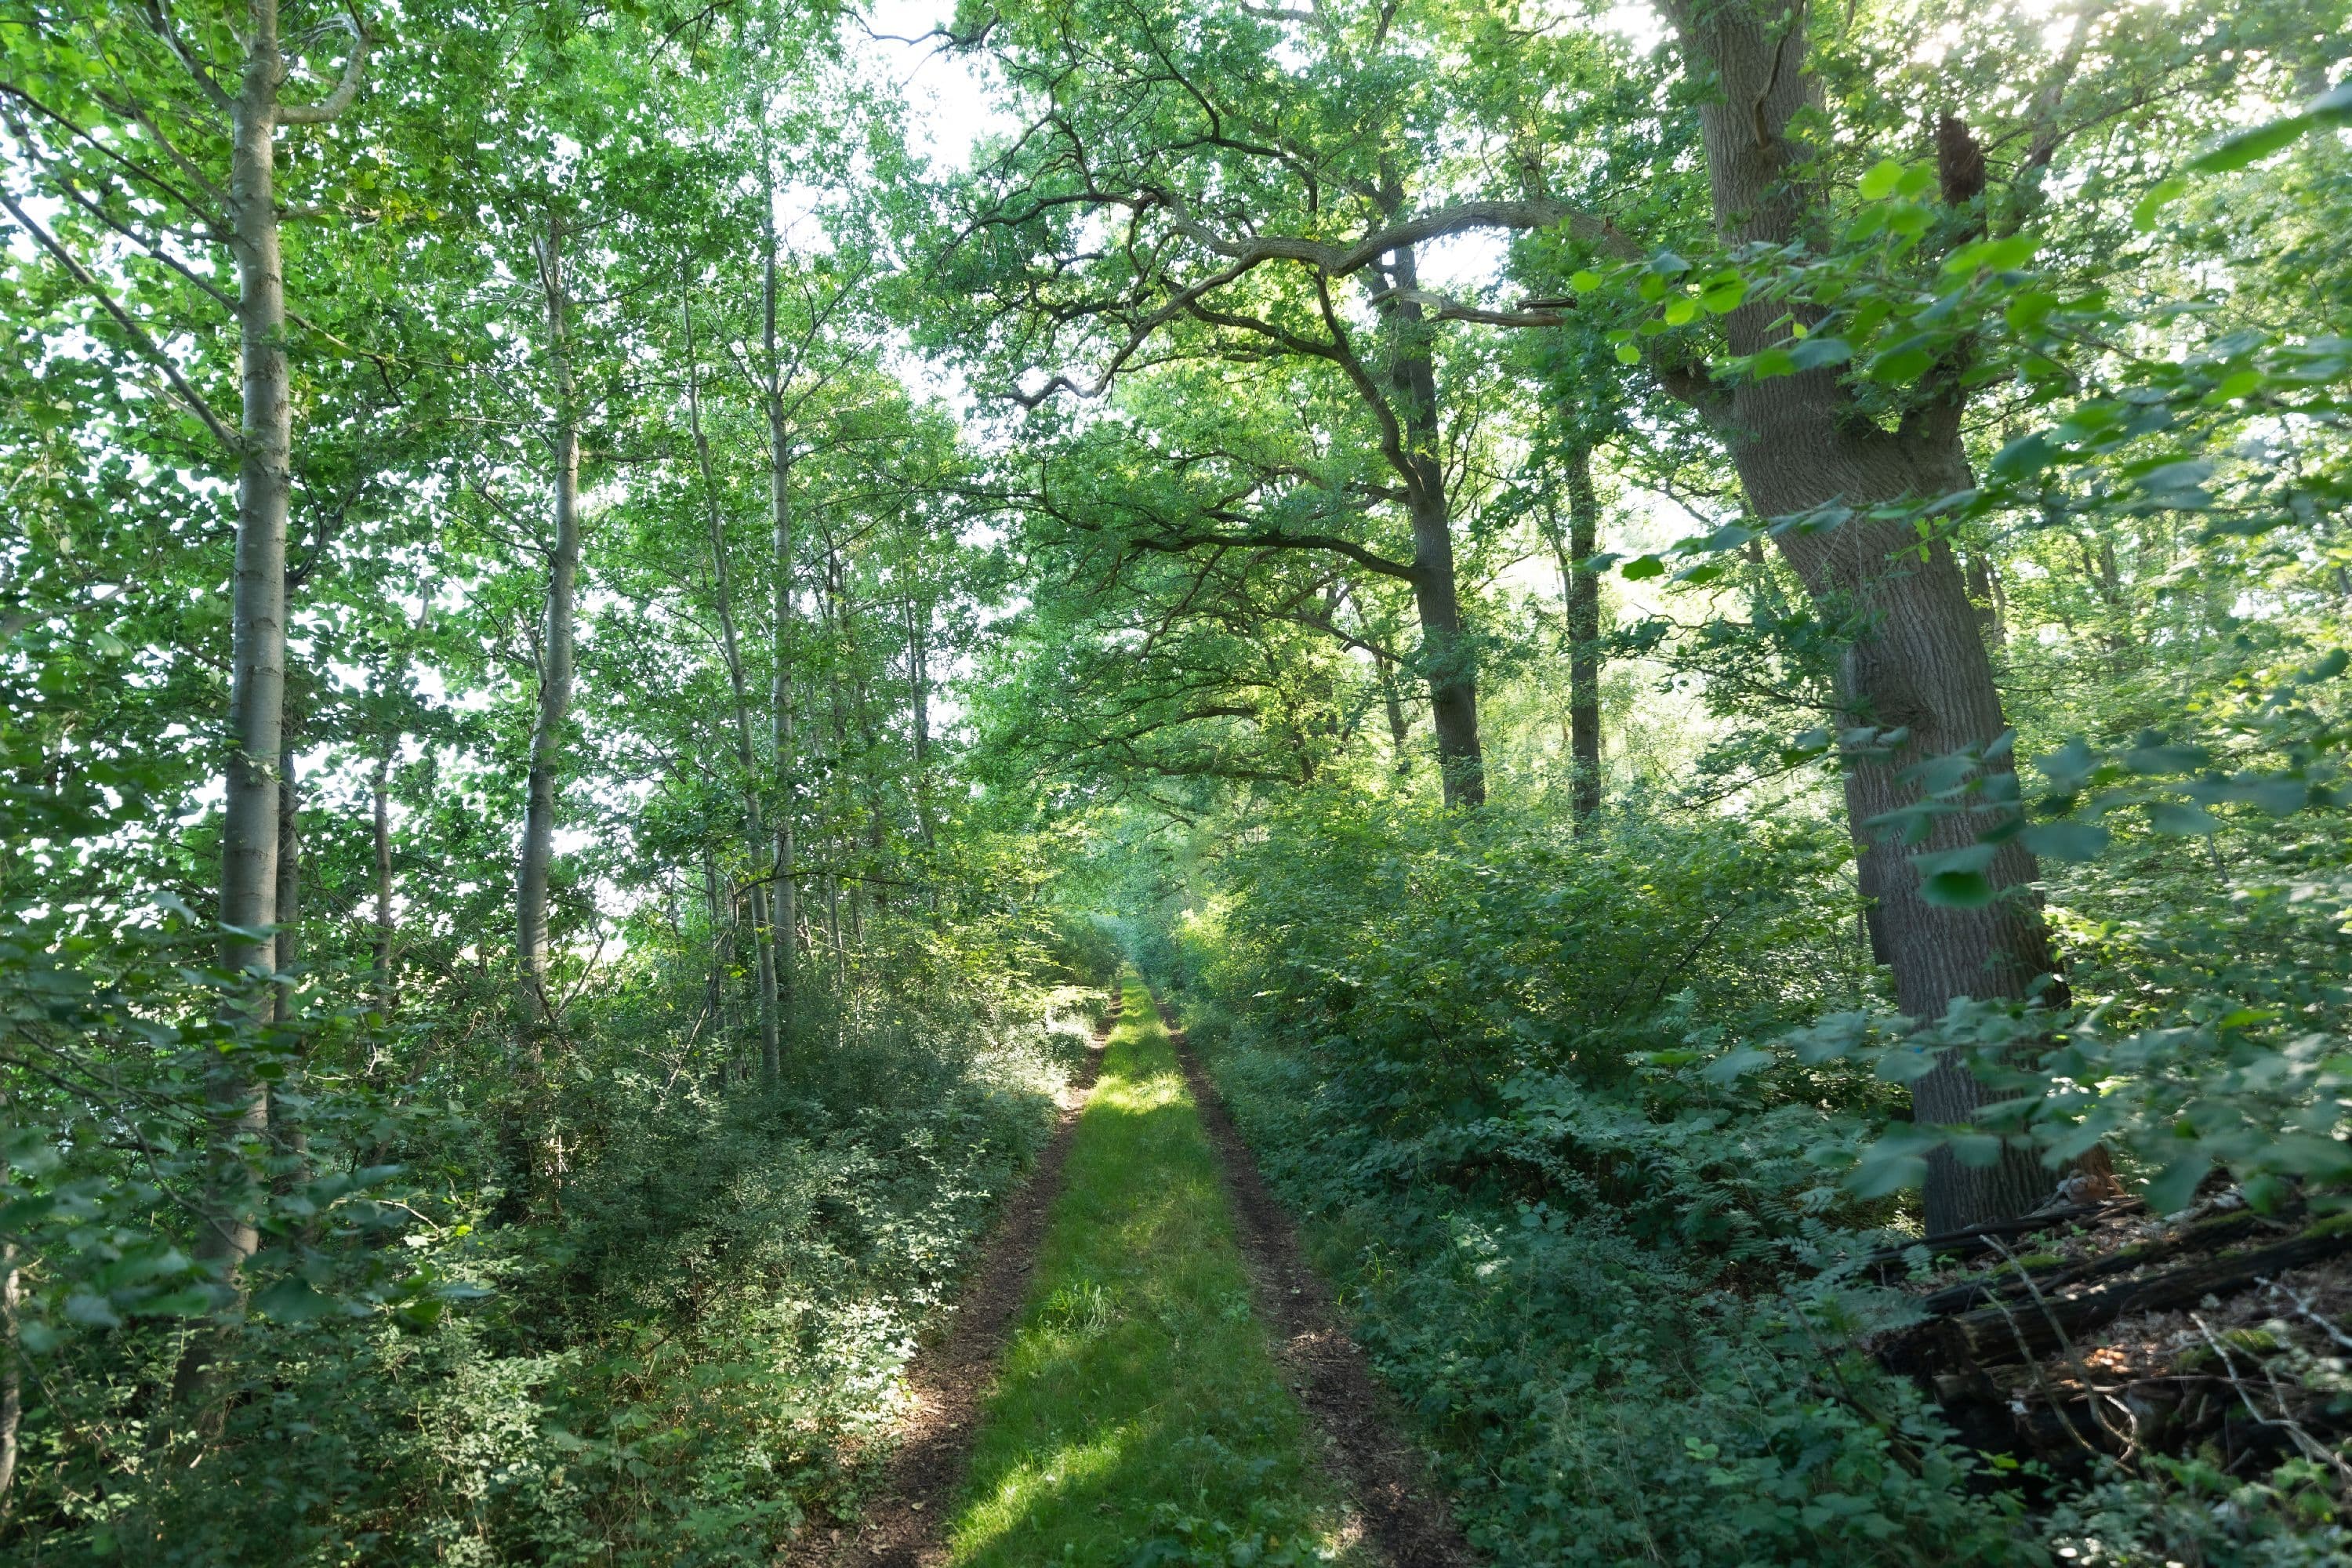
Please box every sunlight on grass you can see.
[942,975,1370,1566]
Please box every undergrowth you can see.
[9,990,1100,1566]
[1154,794,2352,1567]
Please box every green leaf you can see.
[1848,1150,1929,1200]
[1620,554,1665,580]
[1942,234,2037,275]
[2147,802,2220,835]
[1948,1133,2007,1170]
[2144,1156,2209,1216]
[2131,176,2188,231]
[2187,114,2314,174]
[1702,1047,1774,1083]
[64,1291,122,1328]
[1569,268,1603,292]
[256,1277,336,1322]
[2021,820,2109,862]
[1990,431,2058,482]
[1921,869,1995,908]
[1869,339,1936,385]
[1858,158,1907,201]
[1789,336,1851,371]
[1662,296,1698,326]
[2005,291,2060,332]
[1699,277,1745,314]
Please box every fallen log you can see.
[1912,1207,2270,1318]
[1860,1201,2136,1282]
[1887,1218,2352,1374]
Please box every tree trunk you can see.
[372,748,396,1013]
[1563,448,1602,824]
[0,1240,18,1518]
[905,590,937,857]
[1668,0,2056,1230]
[179,2,296,1406]
[517,210,582,1038]
[1384,245,1485,807]
[1377,653,1412,777]
[684,281,782,1080]
[272,746,299,1025]
[763,207,800,1051]
[268,745,310,1192]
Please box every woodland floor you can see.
[800,977,1474,1568]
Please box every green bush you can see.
[4,975,1094,1566]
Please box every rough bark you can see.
[1563,447,1603,824]
[1665,0,2056,1229]
[1383,245,1484,806]
[685,283,782,1079]
[517,210,582,1038]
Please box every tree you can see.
[946,0,1542,804]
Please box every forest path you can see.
[794,989,1117,1568]
[808,975,1473,1566]
[1157,999,1479,1568]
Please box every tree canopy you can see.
[4,0,2350,1560]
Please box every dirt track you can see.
[800,985,1479,1567]
[795,996,1117,1568]
[1159,999,1482,1568]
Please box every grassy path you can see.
[940,975,1370,1566]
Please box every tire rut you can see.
[793,994,1118,1568]
[1159,998,1484,1568]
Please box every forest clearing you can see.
[3,0,2350,1563]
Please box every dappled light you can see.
[3,0,2348,1563]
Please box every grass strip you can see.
[944,975,1367,1566]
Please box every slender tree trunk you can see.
[272,747,299,1025]
[268,746,310,1195]
[1668,0,2056,1229]
[372,748,396,1012]
[763,202,800,1048]
[1383,246,1484,806]
[517,211,582,1040]
[702,848,739,1083]
[1564,447,1603,824]
[0,1239,17,1519]
[684,281,781,1079]
[178,4,298,1407]
[1377,654,1412,776]
[905,591,936,855]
